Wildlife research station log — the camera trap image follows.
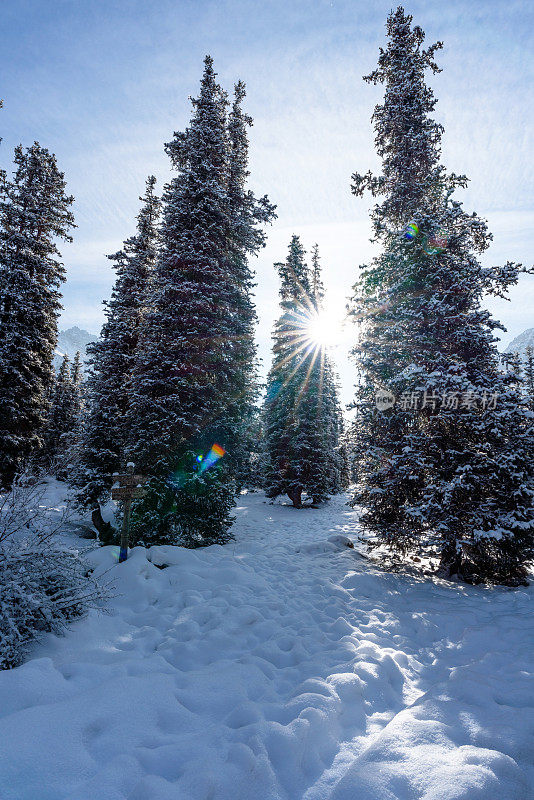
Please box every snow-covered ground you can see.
[0,491,532,800]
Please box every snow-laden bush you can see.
[0,477,103,670]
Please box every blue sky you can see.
[1,0,533,404]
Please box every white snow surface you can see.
[0,491,532,800]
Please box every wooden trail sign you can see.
[112,486,148,500]
[111,465,148,562]
[113,474,149,488]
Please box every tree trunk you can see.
[91,506,116,545]
[287,488,302,508]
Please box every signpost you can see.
[112,463,148,562]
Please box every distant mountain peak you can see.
[54,326,99,372]
[62,325,89,335]
[504,328,534,360]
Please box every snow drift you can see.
[0,493,531,799]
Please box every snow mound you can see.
[328,533,355,548]
[296,533,355,555]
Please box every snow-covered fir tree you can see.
[43,354,73,464]
[310,244,325,305]
[127,57,274,547]
[43,350,85,472]
[324,363,347,493]
[216,80,276,485]
[66,350,86,468]
[263,236,343,506]
[351,7,533,584]
[70,350,85,415]
[0,143,75,486]
[74,176,160,508]
[310,244,346,493]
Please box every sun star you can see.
[304,306,342,349]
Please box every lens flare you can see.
[168,445,226,490]
[404,222,419,240]
[402,221,448,255]
[199,443,226,473]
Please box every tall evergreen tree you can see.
[263,236,343,506]
[127,57,274,547]
[70,350,84,411]
[43,354,77,467]
[74,176,160,507]
[217,80,276,484]
[310,243,325,306]
[66,350,86,468]
[325,364,347,493]
[310,244,346,493]
[351,7,533,584]
[0,143,75,485]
